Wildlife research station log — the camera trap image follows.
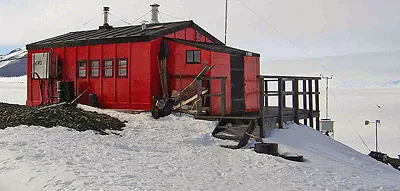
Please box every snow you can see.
[0,75,26,104]
[0,76,399,190]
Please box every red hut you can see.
[26,4,260,116]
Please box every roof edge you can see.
[164,37,260,57]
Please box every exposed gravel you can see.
[0,102,125,134]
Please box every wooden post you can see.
[265,81,268,107]
[278,78,284,129]
[221,78,226,116]
[292,79,299,124]
[315,79,320,131]
[308,79,314,128]
[282,79,286,108]
[302,80,308,126]
[259,77,265,138]
[196,78,203,116]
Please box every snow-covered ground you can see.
[0,76,399,190]
[0,75,26,104]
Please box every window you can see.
[77,60,87,78]
[103,59,113,77]
[117,59,128,77]
[186,50,201,64]
[90,60,100,77]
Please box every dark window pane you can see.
[194,50,201,63]
[91,69,99,77]
[79,70,86,77]
[186,51,193,63]
[118,68,127,76]
[119,60,127,67]
[91,61,99,68]
[105,68,113,77]
[105,60,113,68]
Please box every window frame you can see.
[89,60,100,78]
[186,50,201,64]
[102,59,114,78]
[77,60,87,78]
[116,58,128,78]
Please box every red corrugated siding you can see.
[27,41,153,110]
[244,56,260,112]
[26,28,258,113]
[210,52,231,115]
[166,40,212,92]
[171,28,212,43]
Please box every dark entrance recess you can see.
[230,54,245,114]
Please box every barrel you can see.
[57,81,75,103]
[89,93,99,107]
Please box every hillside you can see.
[263,51,400,88]
[0,48,27,77]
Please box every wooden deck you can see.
[194,75,321,139]
[194,106,318,122]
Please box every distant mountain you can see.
[263,51,400,88]
[379,80,400,88]
[0,48,27,77]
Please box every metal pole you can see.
[375,121,378,152]
[224,0,228,45]
[321,75,332,119]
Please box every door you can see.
[230,54,245,114]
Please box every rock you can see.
[0,102,125,135]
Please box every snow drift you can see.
[0,106,398,190]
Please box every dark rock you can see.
[0,102,125,135]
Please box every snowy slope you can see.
[1,76,399,190]
[0,48,27,77]
[0,110,399,191]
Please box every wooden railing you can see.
[258,75,321,137]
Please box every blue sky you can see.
[0,45,20,55]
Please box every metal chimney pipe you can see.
[150,3,160,23]
[103,7,110,25]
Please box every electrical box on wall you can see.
[32,52,50,79]
[320,119,334,132]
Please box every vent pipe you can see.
[100,7,113,29]
[150,3,160,23]
[103,7,110,25]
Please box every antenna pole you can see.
[224,0,228,45]
[321,75,333,119]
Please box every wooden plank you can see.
[308,79,314,128]
[221,78,226,116]
[264,81,268,107]
[258,75,321,80]
[259,78,265,138]
[200,76,227,80]
[278,78,284,129]
[196,79,203,116]
[175,64,215,101]
[194,115,259,120]
[293,79,299,124]
[315,79,320,131]
[303,80,308,126]
[282,80,286,107]
[173,90,208,110]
